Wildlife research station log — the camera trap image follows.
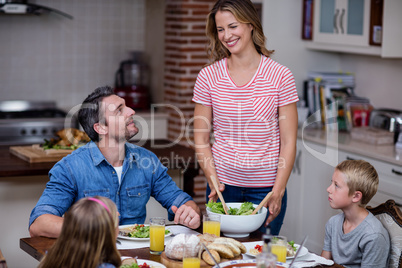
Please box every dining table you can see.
[20,225,344,268]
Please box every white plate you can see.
[213,259,287,268]
[243,241,308,259]
[121,257,167,268]
[118,224,172,241]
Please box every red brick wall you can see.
[164,0,216,213]
[164,0,215,145]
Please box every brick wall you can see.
[163,0,216,213]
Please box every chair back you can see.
[367,200,402,268]
[0,248,8,268]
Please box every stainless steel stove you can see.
[0,101,78,146]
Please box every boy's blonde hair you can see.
[336,160,379,207]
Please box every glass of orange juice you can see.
[149,217,165,255]
[203,214,221,237]
[182,235,201,268]
[270,236,287,263]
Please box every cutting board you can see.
[160,252,242,268]
[9,145,73,163]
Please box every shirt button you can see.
[138,193,141,196]
[117,191,119,195]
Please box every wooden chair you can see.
[0,248,8,268]
[367,200,402,268]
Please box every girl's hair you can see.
[336,160,379,207]
[205,0,274,64]
[38,196,121,268]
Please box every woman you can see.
[37,196,121,268]
[193,0,298,235]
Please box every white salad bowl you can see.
[206,202,267,238]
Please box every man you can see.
[29,86,201,238]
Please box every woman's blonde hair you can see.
[336,160,379,207]
[38,196,121,268]
[205,0,274,64]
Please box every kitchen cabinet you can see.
[338,150,402,207]
[282,136,402,254]
[313,0,370,47]
[305,0,402,58]
[283,139,338,254]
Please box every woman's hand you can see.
[207,181,225,202]
[264,191,283,226]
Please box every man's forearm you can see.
[29,214,64,238]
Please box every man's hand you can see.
[171,204,201,229]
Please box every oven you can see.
[0,101,78,146]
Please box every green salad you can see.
[126,224,170,238]
[206,201,255,215]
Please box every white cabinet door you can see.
[281,142,304,242]
[299,140,339,254]
[314,0,370,46]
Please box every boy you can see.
[321,160,390,268]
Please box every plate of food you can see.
[118,224,172,241]
[243,241,308,259]
[120,257,167,268]
[212,259,287,268]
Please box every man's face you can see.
[100,95,138,142]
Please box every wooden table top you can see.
[20,231,343,268]
[0,139,197,177]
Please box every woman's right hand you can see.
[207,181,225,202]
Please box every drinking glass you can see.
[270,236,287,263]
[256,251,277,268]
[149,217,165,255]
[182,235,201,268]
[203,214,221,237]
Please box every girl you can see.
[37,196,121,268]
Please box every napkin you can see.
[288,252,334,268]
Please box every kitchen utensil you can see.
[251,191,273,215]
[210,176,229,215]
[288,235,308,268]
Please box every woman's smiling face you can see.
[215,10,254,55]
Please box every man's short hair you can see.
[336,159,379,207]
[78,86,115,142]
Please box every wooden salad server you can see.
[251,191,273,215]
[210,175,229,215]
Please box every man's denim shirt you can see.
[29,141,192,227]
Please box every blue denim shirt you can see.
[29,141,192,227]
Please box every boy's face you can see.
[326,169,353,209]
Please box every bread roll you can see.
[202,249,220,266]
[214,237,246,254]
[207,243,234,259]
[165,234,201,260]
[197,233,217,246]
[213,241,241,256]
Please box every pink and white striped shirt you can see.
[193,55,299,187]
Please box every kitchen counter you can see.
[299,128,402,167]
[0,139,198,178]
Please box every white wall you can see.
[262,0,402,110]
[0,0,146,111]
